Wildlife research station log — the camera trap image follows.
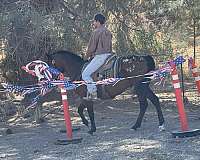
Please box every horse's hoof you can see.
[131,125,140,130]
[35,118,45,124]
[88,130,94,135]
[88,127,96,135]
[131,128,136,131]
[39,118,45,123]
[131,127,137,130]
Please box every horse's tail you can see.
[144,55,155,72]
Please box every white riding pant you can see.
[82,53,111,94]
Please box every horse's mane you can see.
[52,50,84,63]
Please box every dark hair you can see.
[94,13,106,24]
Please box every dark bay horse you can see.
[46,50,164,134]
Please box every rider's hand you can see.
[88,56,94,61]
[84,53,93,61]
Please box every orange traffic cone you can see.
[171,66,189,131]
[56,73,82,145]
[170,63,200,138]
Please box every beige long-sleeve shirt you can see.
[86,26,112,57]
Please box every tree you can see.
[0,0,199,83]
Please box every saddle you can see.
[82,54,120,81]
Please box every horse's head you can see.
[46,50,86,80]
[46,53,54,66]
[46,52,65,73]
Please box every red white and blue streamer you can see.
[1,56,186,108]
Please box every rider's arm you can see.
[101,30,112,53]
[86,31,98,59]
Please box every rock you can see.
[0,154,6,158]
[5,128,13,135]
[33,149,40,153]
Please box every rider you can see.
[82,13,113,99]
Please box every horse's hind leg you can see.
[78,102,89,127]
[146,86,165,127]
[131,85,148,130]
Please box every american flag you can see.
[26,94,42,109]
[40,81,54,95]
[173,56,185,66]
[47,67,61,76]
[2,56,187,108]
[96,78,122,85]
[1,83,42,95]
[168,56,185,67]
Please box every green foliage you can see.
[0,0,199,83]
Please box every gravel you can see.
[0,83,200,160]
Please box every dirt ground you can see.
[0,80,200,160]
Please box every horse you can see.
[44,50,165,134]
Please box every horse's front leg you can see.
[78,102,89,127]
[85,100,96,135]
[131,97,148,130]
[146,86,165,131]
[131,83,148,130]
